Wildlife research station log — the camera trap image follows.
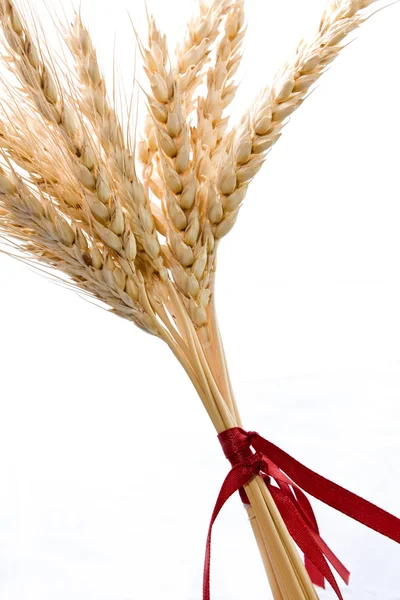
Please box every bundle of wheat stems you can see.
[0,0,389,598]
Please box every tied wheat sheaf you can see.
[0,0,398,599]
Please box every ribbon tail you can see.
[294,487,350,585]
[262,474,326,588]
[203,462,257,600]
[266,478,326,588]
[253,474,343,595]
[269,486,344,600]
[292,490,327,586]
[251,433,400,543]
[305,556,326,589]
[262,461,350,588]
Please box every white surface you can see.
[1,0,400,598]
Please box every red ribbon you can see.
[203,427,400,600]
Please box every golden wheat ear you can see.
[174,0,234,116]
[137,0,234,216]
[67,15,167,280]
[215,0,381,240]
[139,14,211,327]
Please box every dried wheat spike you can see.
[0,1,142,275]
[189,0,246,321]
[68,16,166,279]
[215,0,378,239]
[142,16,210,326]
[0,117,65,197]
[138,0,231,207]
[0,165,156,332]
[195,0,246,213]
[175,0,233,116]
[200,0,246,168]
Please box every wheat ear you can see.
[174,0,232,115]
[215,0,379,240]
[142,16,212,327]
[138,0,232,203]
[0,164,157,332]
[192,0,246,308]
[199,0,246,169]
[67,16,167,279]
[0,1,142,269]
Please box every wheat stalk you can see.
[0,0,390,598]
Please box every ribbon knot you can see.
[248,452,265,474]
[217,428,264,504]
[203,427,400,600]
[218,427,253,466]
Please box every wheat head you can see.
[214,0,379,241]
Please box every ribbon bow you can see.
[203,427,400,600]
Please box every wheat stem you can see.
[246,503,285,600]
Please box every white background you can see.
[1,0,400,598]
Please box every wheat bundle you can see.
[0,0,399,598]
